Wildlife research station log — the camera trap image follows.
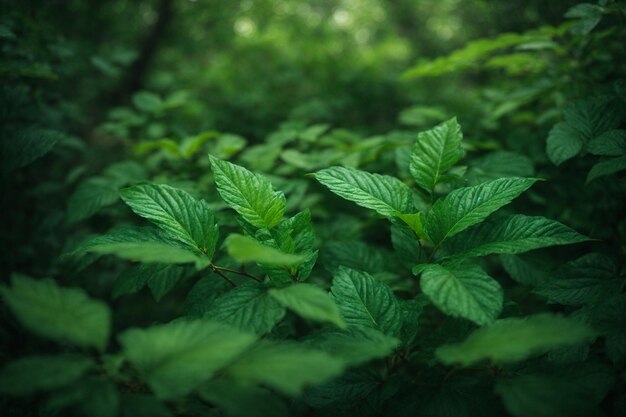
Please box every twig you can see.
[211,265,263,282]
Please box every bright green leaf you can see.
[313,166,414,217]
[120,184,218,259]
[425,177,537,244]
[410,118,464,194]
[440,215,589,259]
[210,156,286,229]
[226,234,306,267]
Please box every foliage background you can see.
[1,0,625,416]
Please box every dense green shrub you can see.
[1,1,625,417]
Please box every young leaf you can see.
[0,275,110,350]
[440,215,589,259]
[226,341,345,396]
[210,156,286,229]
[330,266,401,337]
[0,355,93,396]
[119,319,256,399]
[425,177,537,244]
[204,282,286,334]
[269,284,345,327]
[120,184,219,259]
[417,261,503,325]
[410,118,463,194]
[225,234,306,267]
[313,166,414,217]
[436,313,595,366]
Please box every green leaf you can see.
[410,118,464,193]
[303,327,399,365]
[77,227,209,267]
[225,234,306,267]
[304,369,382,409]
[120,184,218,259]
[0,275,110,350]
[0,355,93,396]
[440,215,589,259]
[546,122,584,165]
[587,154,626,183]
[425,177,537,244]
[210,156,286,229]
[199,379,288,417]
[322,240,394,275]
[146,265,187,301]
[330,266,401,337]
[534,253,624,307]
[269,284,345,327]
[396,212,427,239]
[586,129,626,156]
[204,282,286,334]
[119,319,256,399]
[113,264,187,301]
[47,376,119,417]
[436,313,596,366]
[467,151,534,184]
[0,127,62,173]
[495,375,603,417]
[226,341,345,396]
[184,275,230,317]
[565,3,604,35]
[313,166,414,217]
[67,177,120,224]
[391,224,422,267]
[418,261,503,325]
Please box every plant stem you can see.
[211,264,262,282]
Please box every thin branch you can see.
[211,264,263,283]
[210,267,236,287]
